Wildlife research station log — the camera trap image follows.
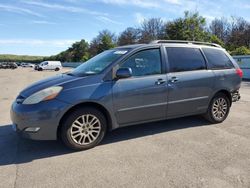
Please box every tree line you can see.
[0,54,45,63]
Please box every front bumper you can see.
[10,99,70,140]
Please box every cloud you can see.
[203,15,216,24]
[135,13,145,24]
[23,1,125,25]
[0,39,76,48]
[163,0,180,5]
[96,16,123,25]
[22,0,108,16]
[31,20,56,25]
[97,0,180,8]
[238,1,250,9]
[99,0,158,8]
[0,4,44,17]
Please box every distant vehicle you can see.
[0,62,18,69]
[21,63,34,68]
[0,62,6,69]
[16,62,21,66]
[34,64,39,70]
[37,61,62,71]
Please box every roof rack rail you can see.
[150,40,222,48]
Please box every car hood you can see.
[20,73,82,97]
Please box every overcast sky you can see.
[0,0,249,56]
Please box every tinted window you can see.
[120,49,161,76]
[166,47,206,72]
[202,48,234,69]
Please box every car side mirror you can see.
[116,67,132,79]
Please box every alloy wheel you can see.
[70,114,101,145]
[212,98,228,121]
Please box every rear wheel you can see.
[61,107,107,150]
[204,93,230,123]
[38,67,43,71]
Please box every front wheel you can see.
[55,67,60,71]
[204,93,230,123]
[61,107,107,150]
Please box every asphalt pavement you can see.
[0,69,250,188]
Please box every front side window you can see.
[120,49,162,76]
[166,47,206,72]
[40,62,48,66]
[202,48,234,69]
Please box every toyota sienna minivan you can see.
[11,40,242,150]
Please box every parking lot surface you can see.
[0,68,250,188]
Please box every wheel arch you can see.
[57,102,113,139]
[212,89,232,106]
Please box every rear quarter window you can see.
[202,48,234,69]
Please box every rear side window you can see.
[166,47,206,72]
[202,48,234,69]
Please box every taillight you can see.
[236,68,243,78]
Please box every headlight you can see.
[23,86,63,105]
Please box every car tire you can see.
[61,107,107,150]
[38,68,43,71]
[55,67,60,71]
[204,93,230,123]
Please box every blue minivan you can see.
[11,40,242,150]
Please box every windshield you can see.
[70,49,129,76]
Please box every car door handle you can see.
[169,76,178,83]
[155,78,166,85]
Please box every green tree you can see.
[98,33,115,53]
[208,34,225,47]
[231,46,250,55]
[118,27,140,46]
[165,11,208,41]
[89,30,116,57]
[88,39,99,58]
[51,39,89,62]
[71,39,89,62]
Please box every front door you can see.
[112,48,168,125]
